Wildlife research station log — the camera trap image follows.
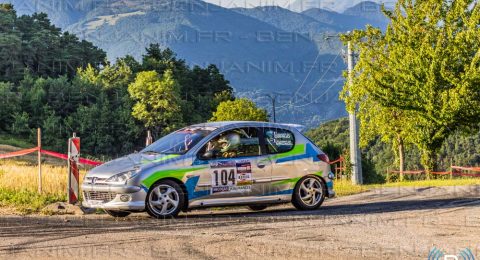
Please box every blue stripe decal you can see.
[141,185,149,193]
[263,189,294,196]
[184,175,210,200]
[276,143,320,164]
[192,159,209,166]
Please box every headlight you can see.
[106,169,139,184]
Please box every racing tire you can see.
[248,205,268,211]
[146,180,185,218]
[104,210,131,218]
[291,175,326,210]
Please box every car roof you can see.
[190,121,305,132]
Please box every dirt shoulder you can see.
[0,185,479,259]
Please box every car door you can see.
[262,127,298,194]
[192,127,273,200]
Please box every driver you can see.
[218,133,241,158]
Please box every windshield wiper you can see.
[142,150,162,155]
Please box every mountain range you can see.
[3,0,389,127]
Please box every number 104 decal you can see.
[210,160,253,194]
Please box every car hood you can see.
[87,153,182,178]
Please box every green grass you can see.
[0,134,34,149]
[0,188,65,214]
[369,178,480,188]
[333,178,480,197]
[334,180,370,196]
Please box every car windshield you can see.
[141,127,215,155]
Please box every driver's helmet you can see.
[219,133,241,152]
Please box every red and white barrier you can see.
[389,166,480,177]
[0,147,39,159]
[0,147,102,166]
[68,136,81,204]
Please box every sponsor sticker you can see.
[210,160,253,194]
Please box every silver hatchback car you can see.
[82,121,335,218]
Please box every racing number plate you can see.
[210,160,253,194]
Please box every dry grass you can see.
[0,160,86,196]
[0,159,88,213]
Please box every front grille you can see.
[84,191,117,203]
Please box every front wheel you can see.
[291,175,326,210]
[146,180,185,218]
[104,209,131,218]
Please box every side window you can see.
[198,127,261,160]
[264,128,295,154]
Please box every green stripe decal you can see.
[272,171,323,186]
[272,176,302,186]
[269,144,305,161]
[141,167,207,188]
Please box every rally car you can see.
[82,121,335,218]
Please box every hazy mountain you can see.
[287,0,395,13]
[343,1,390,26]
[1,0,389,126]
[5,0,87,28]
[232,6,338,33]
[301,8,381,31]
[231,5,387,54]
[231,6,341,55]
[203,0,395,13]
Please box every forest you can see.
[0,4,235,157]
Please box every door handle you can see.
[257,163,266,169]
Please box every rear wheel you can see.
[146,180,184,218]
[248,205,268,211]
[291,175,326,210]
[104,210,131,218]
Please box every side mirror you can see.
[200,151,213,160]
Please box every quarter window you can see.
[198,127,261,160]
[264,128,295,154]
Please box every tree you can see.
[0,4,22,82]
[354,98,414,180]
[0,82,20,131]
[0,7,106,83]
[128,70,183,137]
[139,44,234,125]
[342,0,480,176]
[210,98,268,122]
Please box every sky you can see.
[202,0,395,12]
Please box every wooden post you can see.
[450,158,453,179]
[37,128,42,194]
[386,167,390,183]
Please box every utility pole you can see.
[264,93,285,123]
[347,40,363,185]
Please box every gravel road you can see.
[1,185,479,259]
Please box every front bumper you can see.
[327,189,336,198]
[326,180,336,198]
[81,183,147,211]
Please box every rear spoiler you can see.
[280,124,306,133]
